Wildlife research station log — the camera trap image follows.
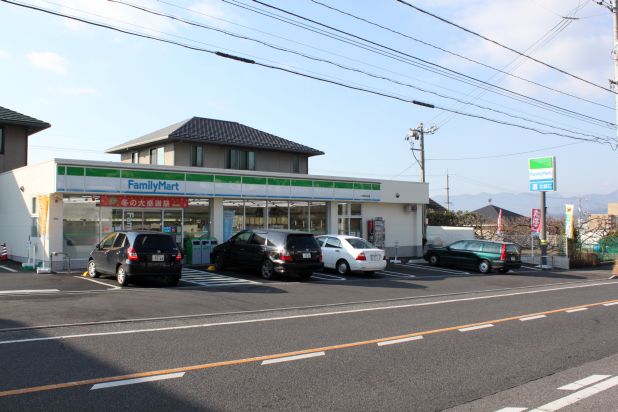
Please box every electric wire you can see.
[396,0,614,94]
[109,0,614,142]
[227,0,614,128]
[3,0,616,148]
[308,0,611,111]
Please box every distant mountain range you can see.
[432,190,618,217]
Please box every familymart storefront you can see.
[0,159,428,270]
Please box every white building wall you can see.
[362,202,422,257]
[0,160,58,264]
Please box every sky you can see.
[1,0,617,202]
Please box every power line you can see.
[109,0,613,142]
[228,0,615,128]
[308,0,612,111]
[396,0,614,94]
[4,0,616,148]
[427,142,583,161]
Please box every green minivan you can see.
[423,240,522,274]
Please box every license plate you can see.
[152,254,164,262]
[302,252,311,259]
[371,255,380,261]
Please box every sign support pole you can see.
[540,191,547,269]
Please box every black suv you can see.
[87,231,183,286]
[210,229,323,280]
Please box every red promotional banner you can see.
[99,195,188,209]
[531,208,541,233]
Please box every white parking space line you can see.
[519,315,547,322]
[181,268,260,287]
[459,324,494,332]
[0,265,17,272]
[379,270,416,278]
[312,273,346,281]
[0,289,60,295]
[76,276,120,289]
[558,375,611,391]
[521,265,541,270]
[529,376,618,411]
[377,335,423,346]
[261,352,325,365]
[494,408,528,412]
[402,263,471,275]
[603,302,618,306]
[565,307,588,313]
[90,372,185,390]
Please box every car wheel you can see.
[87,259,99,278]
[260,259,276,280]
[167,276,180,286]
[428,255,439,266]
[336,259,350,275]
[478,260,491,274]
[214,254,226,271]
[299,272,312,281]
[116,265,129,286]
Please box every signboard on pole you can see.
[528,157,556,191]
[531,208,541,235]
[565,204,575,239]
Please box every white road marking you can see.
[261,351,325,365]
[0,265,17,272]
[529,376,618,411]
[379,270,416,278]
[312,273,346,281]
[519,315,547,322]
[558,374,611,391]
[377,335,423,346]
[0,289,60,295]
[565,307,588,313]
[2,281,617,345]
[494,408,528,412]
[90,372,185,390]
[603,302,618,306]
[521,265,541,270]
[459,324,494,332]
[76,276,120,289]
[181,268,260,287]
[403,262,471,275]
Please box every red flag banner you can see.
[531,208,541,233]
[497,209,503,234]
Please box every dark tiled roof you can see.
[0,106,50,135]
[428,198,447,212]
[472,204,526,220]
[106,117,324,156]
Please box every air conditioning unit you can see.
[404,204,416,212]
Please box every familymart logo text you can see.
[127,179,181,193]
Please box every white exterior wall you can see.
[0,160,59,265]
[426,226,475,247]
[362,202,423,257]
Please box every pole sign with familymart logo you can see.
[529,156,556,191]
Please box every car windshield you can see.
[133,234,176,252]
[344,237,375,250]
[286,234,319,250]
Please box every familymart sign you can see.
[528,156,556,191]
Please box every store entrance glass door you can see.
[122,210,162,231]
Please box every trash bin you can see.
[200,239,218,265]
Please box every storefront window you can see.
[245,199,266,230]
[338,202,362,237]
[63,196,101,262]
[223,199,244,241]
[184,199,210,240]
[290,201,309,231]
[310,201,327,235]
[268,201,289,229]
[163,210,183,244]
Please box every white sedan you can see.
[316,235,386,275]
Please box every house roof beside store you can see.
[0,106,51,135]
[106,117,325,156]
[472,204,526,221]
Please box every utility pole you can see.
[446,170,450,212]
[406,123,439,254]
[595,1,618,139]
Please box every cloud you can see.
[26,51,69,75]
[60,87,98,95]
[0,50,8,59]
